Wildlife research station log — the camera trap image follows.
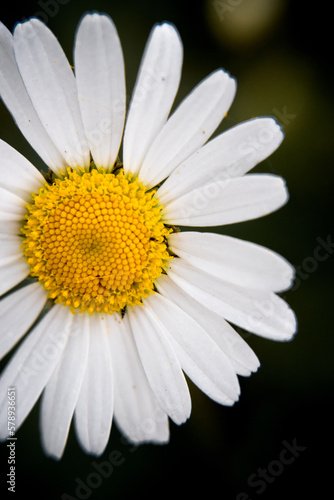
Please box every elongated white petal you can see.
[168,231,295,292]
[0,259,30,296]
[123,23,183,177]
[145,293,240,405]
[167,259,297,341]
[0,220,22,236]
[74,13,126,171]
[0,234,23,266]
[74,314,113,456]
[106,313,169,444]
[40,313,89,459]
[0,282,47,360]
[0,22,67,173]
[0,186,27,221]
[13,19,90,170]
[0,305,72,439]
[162,174,288,226]
[128,304,191,425]
[138,69,236,188]
[156,274,260,377]
[0,224,28,295]
[157,117,284,205]
[0,139,44,201]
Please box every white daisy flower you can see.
[0,12,296,459]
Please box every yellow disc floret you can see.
[21,167,172,314]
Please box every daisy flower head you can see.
[0,12,297,459]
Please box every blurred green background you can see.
[0,0,332,498]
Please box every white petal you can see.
[0,22,67,173]
[138,69,236,188]
[0,305,72,439]
[106,313,169,444]
[0,220,22,236]
[0,234,24,266]
[155,274,260,377]
[74,13,126,171]
[156,117,284,205]
[40,312,89,459]
[74,314,113,456]
[128,303,191,425]
[162,174,289,226]
[0,186,27,221]
[0,200,30,295]
[0,140,44,201]
[13,19,90,170]
[0,231,29,296]
[0,282,47,360]
[168,231,295,292]
[123,23,183,177]
[167,259,297,341]
[145,292,240,405]
[0,258,30,296]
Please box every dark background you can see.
[0,1,333,498]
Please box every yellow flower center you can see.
[21,167,172,314]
